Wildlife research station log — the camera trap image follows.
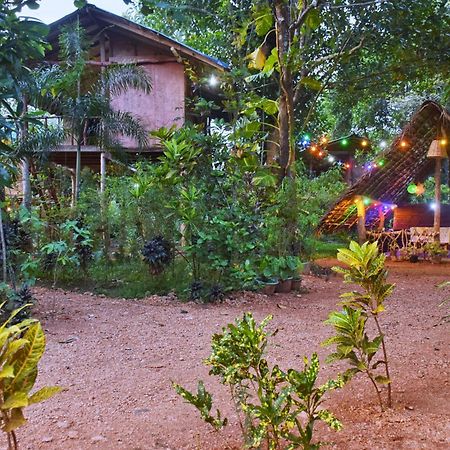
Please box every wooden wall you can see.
[393,203,450,229]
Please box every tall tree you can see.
[131,0,449,177]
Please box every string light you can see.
[310,145,318,152]
[380,140,387,148]
[361,139,368,147]
[400,140,408,148]
[440,138,448,146]
[341,138,349,146]
[320,136,328,144]
[328,155,335,163]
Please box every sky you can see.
[22,0,129,24]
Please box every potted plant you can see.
[286,256,303,291]
[257,256,279,295]
[405,243,419,263]
[388,242,400,261]
[274,257,292,293]
[425,242,447,264]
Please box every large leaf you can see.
[28,386,63,405]
[247,47,266,70]
[2,409,27,432]
[2,392,28,410]
[6,323,45,395]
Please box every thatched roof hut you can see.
[318,101,450,233]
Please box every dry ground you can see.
[15,260,450,449]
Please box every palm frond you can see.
[15,126,66,162]
[98,64,152,97]
[99,110,149,149]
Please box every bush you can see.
[174,313,344,448]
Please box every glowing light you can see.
[320,136,328,144]
[341,138,349,146]
[430,202,437,211]
[328,155,335,163]
[367,164,373,170]
[318,151,324,157]
[303,134,311,142]
[440,138,448,146]
[391,205,397,210]
[400,140,408,148]
[416,183,425,195]
[344,163,351,169]
[407,183,417,194]
[363,197,371,206]
[208,74,219,87]
[361,139,368,147]
[310,145,318,152]
[378,159,384,166]
[380,140,387,149]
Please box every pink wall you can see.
[109,37,185,148]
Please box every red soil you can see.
[17,260,450,449]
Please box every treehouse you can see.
[40,3,227,172]
[318,101,450,253]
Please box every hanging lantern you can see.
[427,139,448,158]
[407,183,417,194]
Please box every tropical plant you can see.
[174,313,344,449]
[0,305,62,450]
[141,236,174,275]
[0,283,34,324]
[323,241,394,411]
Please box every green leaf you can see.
[374,375,391,385]
[300,76,323,91]
[306,9,321,31]
[0,365,14,379]
[2,392,28,410]
[6,322,45,395]
[247,47,266,70]
[28,386,62,405]
[2,409,27,432]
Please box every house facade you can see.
[43,3,227,171]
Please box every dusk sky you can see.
[23,0,129,24]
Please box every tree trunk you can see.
[0,203,7,283]
[21,157,32,210]
[273,0,295,179]
[21,96,32,209]
[74,141,82,206]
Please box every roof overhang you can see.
[46,3,228,72]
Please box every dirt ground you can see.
[17,260,450,450]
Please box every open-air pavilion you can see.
[318,101,450,258]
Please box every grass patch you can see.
[88,258,190,299]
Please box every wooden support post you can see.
[433,156,442,242]
[100,152,107,193]
[355,196,367,243]
[378,206,385,231]
[70,170,76,208]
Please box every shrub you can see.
[141,236,174,275]
[174,313,344,449]
[0,307,62,450]
[323,241,394,411]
